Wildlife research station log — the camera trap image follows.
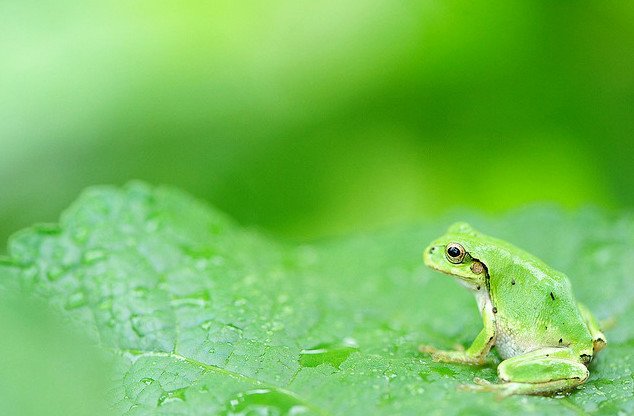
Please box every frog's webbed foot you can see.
[418,344,487,365]
[458,380,525,399]
[460,377,532,399]
[472,377,491,386]
[418,344,438,354]
[420,311,496,365]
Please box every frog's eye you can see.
[445,243,466,264]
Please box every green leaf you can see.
[1,182,632,415]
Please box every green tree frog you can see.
[420,222,606,396]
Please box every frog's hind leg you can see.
[578,302,607,354]
[460,347,588,397]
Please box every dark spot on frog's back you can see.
[550,292,555,301]
[511,279,515,285]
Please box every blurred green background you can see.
[2,1,633,248]
[0,290,112,416]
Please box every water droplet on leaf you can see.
[47,266,64,281]
[72,227,88,243]
[220,388,309,416]
[140,377,154,385]
[299,341,358,369]
[83,249,106,264]
[65,291,87,309]
[158,387,187,406]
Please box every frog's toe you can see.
[418,344,438,354]
[458,381,515,399]
[473,377,492,386]
[457,383,490,393]
[428,351,457,363]
[429,352,446,362]
[452,343,466,351]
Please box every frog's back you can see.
[483,247,593,359]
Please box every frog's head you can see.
[423,222,488,290]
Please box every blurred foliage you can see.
[1,1,634,247]
[0,287,112,416]
[1,183,632,414]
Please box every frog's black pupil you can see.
[448,246,461,257]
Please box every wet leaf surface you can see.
[1,183,632,415]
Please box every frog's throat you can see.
[426,263,485,289]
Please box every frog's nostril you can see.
[429,247,436,254]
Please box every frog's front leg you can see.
[461,347,589,397]
[420,306,495,365]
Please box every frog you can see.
[419,222,606,396]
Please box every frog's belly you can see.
[494,319,540,360]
